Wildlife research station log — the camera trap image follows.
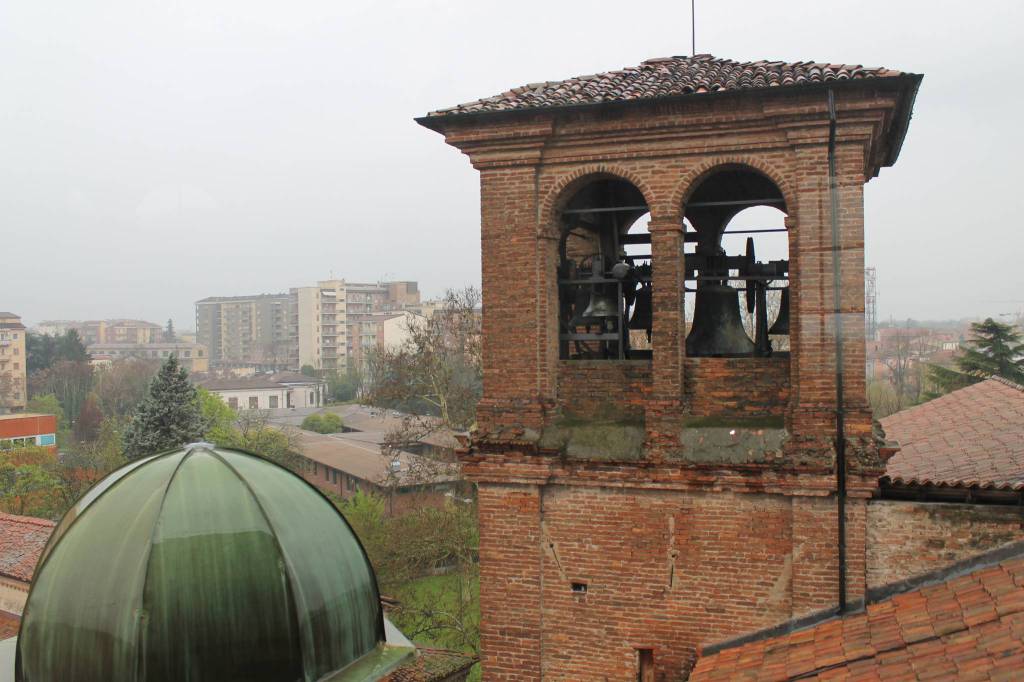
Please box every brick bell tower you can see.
[417,56,920,680]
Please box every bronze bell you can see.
[581,291,618,318]
[768,287,790,335]
[629,284,653,335]
[686,284,756,356]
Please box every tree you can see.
[926,318,1024,398]
[327,367,363,403]
[57,417,128,507]
[26,394,71,447]
[27,330,89,373]
[198,389,303,472]
[300,364,317,377]
[367,287,481,431]
[122,355,204,460]
[93,359,161,418]
[28,360,93,426]
[301,412,344,434]
[163,318,176,343]
[74,393,104,443]
[0,446,65,518]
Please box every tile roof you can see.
[0,611,19,640]
[383,648,477,681]
[881,377,1024,490]
[425,55,909,118]
[691,542,1024,680]
[0,513,55,583]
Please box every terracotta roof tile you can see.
[383,648,477,681]
[0,611,19,639]
[692,549,1024,680]
[0,512,54,582]
[426,54,909,118]
[881,377,1024,490]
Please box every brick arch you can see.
[537,164,659,239]
[668,156,797,222]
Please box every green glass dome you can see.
[16,444,411,681]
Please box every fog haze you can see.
[2,1,1021,327]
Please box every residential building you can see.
[347,311,422,369]
[195,293,293,369]
[0,513,54,618]
[194,372,325,410]
[87,342,210,373]
[199,280,420,374]
[0,414,58,452]
[35,319,162,345]
[0,314,27,413]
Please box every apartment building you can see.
[346,310,422,369]
[35,319,162,345]
[199,280,420,374]
[0,314,27,413]
[194,294,293,370]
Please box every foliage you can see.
[925,318,1024,398]
[57,418,128,507]
[301,412,344,434]
[74,393,104,443]
[93,359,161,418]
[26,394,65,432]
[28,360,93,426]
[0,446,65,518]
[366,287,481,430]
[867,380,902,419]
[122,355,204,460]
[300,364,317,377]
[336,492,480,655]
[163,318,176,343]
[198,389,303,472]
[327,367,363,403]
[26,330,89,373]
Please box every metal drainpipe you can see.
[827,88,848,614]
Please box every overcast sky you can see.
[2,1,1021,329]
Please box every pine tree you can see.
[122,355,204,460]
[925,318,1024,398]
[163,318,176,343]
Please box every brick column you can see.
[645,217,686,458]
[786,144,874,469]
[476,483,543,681]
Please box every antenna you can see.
[691,0,696,55]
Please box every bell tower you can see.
[418,56,920,680]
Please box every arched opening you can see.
[682,167,790,357]
[557,177,651,360]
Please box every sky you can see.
[2,1,1022,329]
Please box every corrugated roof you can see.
[0,513,54,583]
[881,377,1024,491]
[692,542,1024,680]
[425,54,910,118]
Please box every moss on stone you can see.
[539,418,645,461]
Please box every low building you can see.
[0,414,57,452]
[0,315,27,414]
[195,372,326,410]
[36,319,162,345]
[0,513,54,618]
[87,342,210,373]
[292,428,461,515]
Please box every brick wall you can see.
[557,360,650,421]
[867,501,1024,587]
[684,356,790,419]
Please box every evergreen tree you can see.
[122,355,204,460]
[163,318,176,343]
[925,318,1024,398]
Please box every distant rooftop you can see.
[195,293,291,303]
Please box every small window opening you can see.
[637,648,655,682]
[570,581,588,594]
